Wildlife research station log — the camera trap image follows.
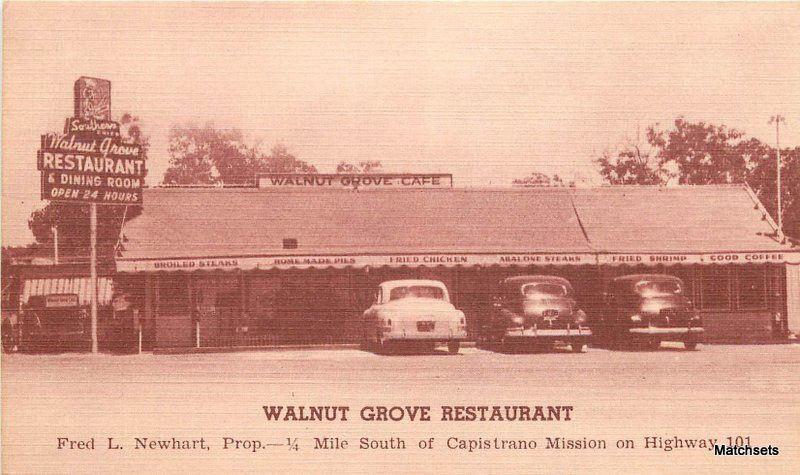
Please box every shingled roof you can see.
[570,185,787,253]
[119,187,590,260]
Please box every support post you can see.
[196,321,200,348]
[52,226,59,264]
[769,115,786,241]
[90,202,98,354]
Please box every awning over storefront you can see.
[21,277,114,306]
[116,184,799,272]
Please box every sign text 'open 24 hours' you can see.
[38,117,146,205]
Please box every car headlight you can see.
[630,314,642,322]
[511,316,525,325]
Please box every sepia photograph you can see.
[2,1,799,473]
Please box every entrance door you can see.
[215,292,241,346]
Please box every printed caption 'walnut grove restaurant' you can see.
[111,180,800,350]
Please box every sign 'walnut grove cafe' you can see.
[37,78,146,205]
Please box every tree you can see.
[258,144,318,175]
[651,118,748,184]
[163,123,247,185]
[595,131,664,185]
[512,172,573,187]
[596,117,800,239]
[27,113,149,261]
[336,161,383,173]
[163,124,316,185]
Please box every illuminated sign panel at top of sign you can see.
[258,173,453,190]
[74,77,111,121]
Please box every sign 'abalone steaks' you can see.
[258,173,453,190]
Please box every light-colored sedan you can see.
[361,279,468,354]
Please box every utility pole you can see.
[769,115,786,242]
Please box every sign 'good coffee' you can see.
[37,77,146,205]
[258,173,453,190]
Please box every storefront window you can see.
[737,266,767,310]
[699,267,731,310]
[158,275,189,311]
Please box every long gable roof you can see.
[118,184,793,264]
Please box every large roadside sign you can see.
[37,78,146,205]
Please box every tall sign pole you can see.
[37,77,145,354]
[75,76,111,355]
[769,115,786,242]
[90,202,98,353]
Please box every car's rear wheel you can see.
[374,332,385,354]
[447,341,460,355]
[571,341,587,353]
[647,339,661,351]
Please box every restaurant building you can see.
[114,183,799,350]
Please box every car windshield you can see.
[634,279,682,296]
[521,283,568,297]
[389,286,445,301]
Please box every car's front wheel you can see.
[684,340,698,351]
[370,331,383,354]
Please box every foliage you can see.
[512,172,573,187]
[595,117,799,239]
[595,132,663,185]
[163,124,316,185]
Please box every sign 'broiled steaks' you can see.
[258,173,453,190]
[37,117,146,205]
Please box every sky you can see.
[3,2,800,246]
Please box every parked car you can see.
[18,295,91,353]
[361,279,467,354]
[594,274,703,350]
[480,276,591,353]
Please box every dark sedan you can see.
[593,274,703,350]
[479,275,591,353]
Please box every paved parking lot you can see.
[3,343,799,473]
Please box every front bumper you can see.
[628,327,705,336]
[504,326,592,338]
